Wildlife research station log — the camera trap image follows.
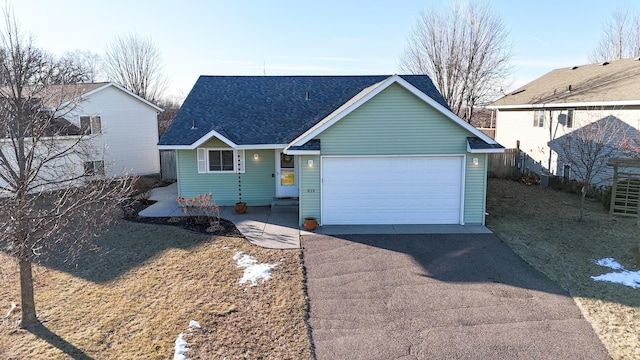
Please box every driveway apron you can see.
[302,233,611,360]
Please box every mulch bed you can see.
[121,198,243,237]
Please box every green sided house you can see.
[158,75,503,226]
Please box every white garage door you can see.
[322,156,464,225]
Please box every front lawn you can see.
[0,220,311,359]
[487,178,640,360]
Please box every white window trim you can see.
[197,148,245,174]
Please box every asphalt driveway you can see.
[302,233,611,359]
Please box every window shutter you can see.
[197,148,207,173]
[237,150,245,173]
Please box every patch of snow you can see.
[3,302,16,319]
[592,258,640,289]
[233,252,279,287]
[188,320,200,329]
[595,258,624,270]
[173,320,201,360]
[592,271,640,289]
[173,333,188,360]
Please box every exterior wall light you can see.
[253,153,260,160]
[307,159,314,167]
[472,158,479,166]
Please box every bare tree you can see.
[399,1,512,121]
[156,96,181,138]
[55,49,103,83]
[0,9,133,327]
[589,7,640,62]
[552,116,628,221]
[103,32,168,103]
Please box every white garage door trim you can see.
[321,155,465,225]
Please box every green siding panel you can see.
[176,149,275,206]
[463,154,487,225]
[299,155,321,225]
[317,84,470,156]
[201,138,232,148]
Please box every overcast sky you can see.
[12,0,640,100]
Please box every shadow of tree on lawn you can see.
[35,219,221,283]
[28,322,93,360]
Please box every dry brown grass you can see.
[487,178,640,360]
[0,220,311,359]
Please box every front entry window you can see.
[280,153,295,185]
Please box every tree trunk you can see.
[19,259,38,328]
[579,186,586,222]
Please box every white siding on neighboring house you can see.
[495,107,640,181]
[65,85,160,177]
[0,137,89,196]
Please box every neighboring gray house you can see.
[159,75,503,226]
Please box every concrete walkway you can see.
[138,183,300,249]
[137,183,494,250]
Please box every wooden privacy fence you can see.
[488,148,521,178]
[160,150,177,180]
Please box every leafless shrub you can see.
[177,193,222,232]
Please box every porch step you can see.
[271,198,299,213]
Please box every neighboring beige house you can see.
[488,58,640,184]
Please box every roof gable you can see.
[289,75,497,148]
[69,82,164,112]
[31,82,163,113]
[490,58,640,108]
[159,75,452,148]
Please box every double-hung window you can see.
[566,109,575,128]
[533,110,545,127]
[208,150,234,171]
[80,116,102,135]
[197,148,245,174]
[84,160,105,176]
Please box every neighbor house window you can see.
[196,148,245,174]
[80,116,102,135]
[533,110,545,127]
[566,109,574,128]
[563,164,571,180]
[84,160,105,176]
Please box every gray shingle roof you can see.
[490,58,640,107]
[289,139,321,151]
[467,137,504,151]
[159,75,449,146]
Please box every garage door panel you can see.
[322,156,463,225]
